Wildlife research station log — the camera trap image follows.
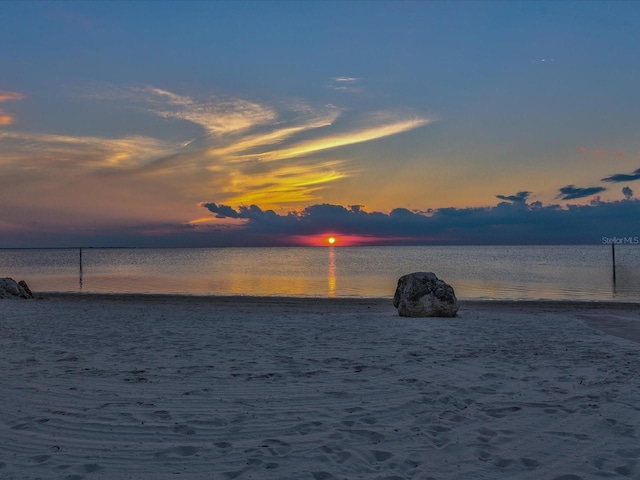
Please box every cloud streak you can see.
[207,106,342,157]
[601,168,640,183]
[233,115,432,162]
[496,191,530,203]
[0,90,24,126]
[143,87,278,135]
[0,131,172,170]
[557,185,606,201]
[329,76,362,93]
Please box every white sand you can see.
[1,294,639,480]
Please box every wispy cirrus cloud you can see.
[114,87,432,208]
[208,105,342,157]
[0,90,24,126]
[230,114,432,163]
[0,131,172,170]
[142,87,277,135]
[329,76,362,93]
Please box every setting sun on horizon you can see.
[290,233,410,247]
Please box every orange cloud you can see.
[0,113,14,126]
[0,90,24,126]
[0,91,23,102]
[576,146,628,159]
[221,160,348,208]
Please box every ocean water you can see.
[1,245,639,301]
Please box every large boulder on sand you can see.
[393,272,458,317]
[0,278,34,299]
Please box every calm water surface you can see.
[1,246,639,301]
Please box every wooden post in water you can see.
[79,247,83,289]
[611,243,616,284]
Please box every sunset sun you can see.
[327,236,336,245]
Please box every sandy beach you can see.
[1,294,639,480]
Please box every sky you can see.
[2,0,640,247]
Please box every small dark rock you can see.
[1,277,34,299]
[18,280,33,298]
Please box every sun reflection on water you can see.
[4,245,640,301]
[328,245,336,297]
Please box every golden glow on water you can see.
[328,246,336,296]
[5,246,640,301]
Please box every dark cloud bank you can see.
[202,195,640,246]
[7,181,639,248]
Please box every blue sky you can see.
[1,1,640,247]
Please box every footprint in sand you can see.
[81,464,102,473]
[429,425,451,433]
[520,457,541,468]
[29,455,51,464]
[616,448,640,458]
[285,421,323,435]
[438,410,466,423]
[156,446,199,458]
[65,463,103,479]
[312,472,337,480]
[492,456,515,468]
[151,410,172,421]
[548,431,589,441]
[260,439,292,456]
[369,450,394,462]
[319,445,351,464]
[476,450,492,461]
[614,463,635,476]
[475,427,497,443]
[484,406,521,418]
[336,428,385,444]
[172,424,196,435]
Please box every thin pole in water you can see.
[611,243,616,284]
[79,247,83,289]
